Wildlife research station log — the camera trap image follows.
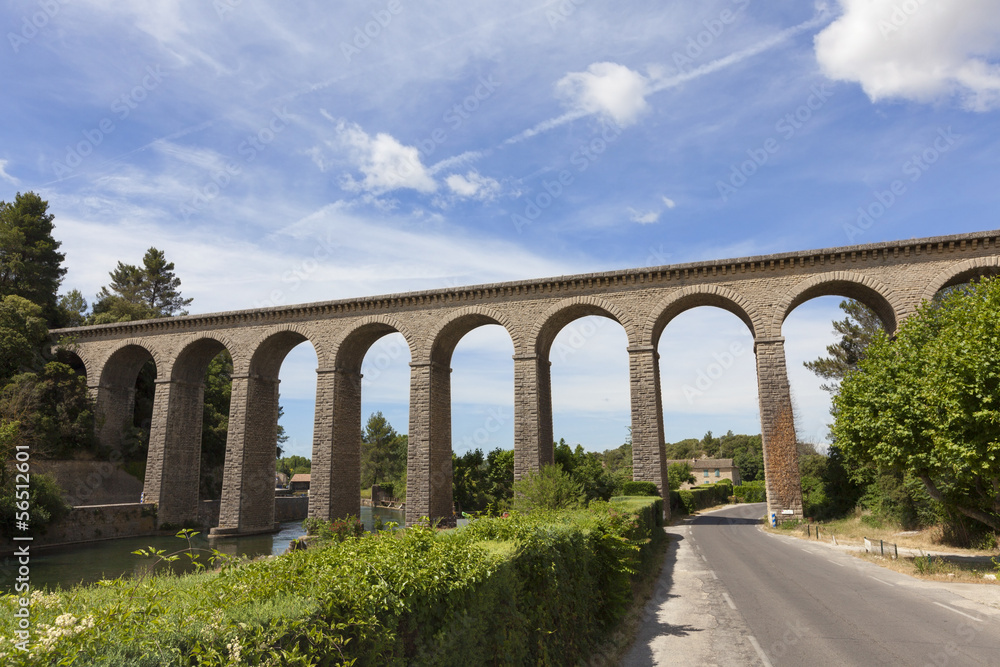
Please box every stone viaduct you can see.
[51,230,1000,535]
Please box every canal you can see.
[1,506,404,592]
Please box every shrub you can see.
[0,498,664,665]
[512,463,585,512]
[621,480,658,497]
[0,470,70,537]
[301,516,364,542]
[733,480,766,503]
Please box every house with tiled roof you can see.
[289,473,311,492]
[665,458,741,489]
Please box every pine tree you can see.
[91,247,192,322]
[140,247,192,316]
[0,192,67,325]
[803,299,882,393]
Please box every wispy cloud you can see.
[504,11,833,145]
[0,160,19,185]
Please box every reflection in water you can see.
[1,506,403,592]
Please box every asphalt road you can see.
[624,503,1000,666]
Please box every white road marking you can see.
[748,635,774,667]
[708,569,718,579]
[868,576,894,587]
[827,559,845,567]
[722,592,737,610]
[932,601,984,623]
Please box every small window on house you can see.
[704,470,709,477]
[715,469,720,477]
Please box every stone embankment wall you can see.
[1,503,157,555]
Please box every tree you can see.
[199,352,232,499]
[277,455,311,477]
[512,464,585,512]
[91,247,191,323]
[832,278,1000,534]
[667,461,696,491]
[0,295,48,381]
[56,289,88,327]
[139,247,192,316]
[361,412,406,488]
[0,192,67,325]
[804,299,882,393]
[276,403,289,458]
[0,419,70,536]
[553,439,619,501]
[0,362,96,458]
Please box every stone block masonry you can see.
[51,230,1000,531]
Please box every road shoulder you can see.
[621,508,768,667]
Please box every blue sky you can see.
[3,0,999,459]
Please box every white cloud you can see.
[445,171,502,200]
[555,62,651,127]
[662,196,676,209]
[815,0,1000,111]
[332,119,437,194]
[0,159,19,185]
[628,207,659,224]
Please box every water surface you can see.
[1,507,403,592]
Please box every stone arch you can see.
[97,338,163,387]
[93,339,161,452]
[245,324,323,379]
[167,332,239,384]
[920,257,1000,303]
[643,285,762,347]
[424,306,520,366]
[52,345,89,382]
[332,315,416,374]
[771,271,902,336]
[530,295,637,357]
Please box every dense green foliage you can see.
[0,193,66,327]
[0,295,48,380]
[452,447,513,513]
[672,479,733,514]
[0,420,71,537]
[802,299,882,393]
[91,247,193,324]
[277,455,312,478]
[800,299,947,531]
[0,498,663,665]
[666,462,695,491]
[832,279,1000,534]
[1,362,96,459]
[732,480,766,504]
[512,463,586,512]
[554,439,629,501]
[664,430,765,483]
[621,480,659,496]
[361,411,407,492]
[454,440,633,515]
[199,353,232,499]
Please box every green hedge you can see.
[620,481,658,497]
[0,498,664,666]
[733,480,766,503]
[671,481,733,515]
